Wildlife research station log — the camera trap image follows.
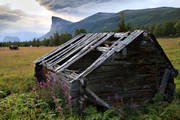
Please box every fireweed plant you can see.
[33,73,73,117]
[34,73,139,117]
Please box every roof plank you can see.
[47,33,101,68]
[34,34,85,64]
[55,33,114,72]
[73,30,144,81]
[42,33,93,66]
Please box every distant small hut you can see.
[9,45,19,50]
[34,30,178,112]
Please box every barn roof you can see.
[34,30,178,81]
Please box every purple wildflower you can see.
[114,93,119,99]
[39,82,43,88]
[58,106,62,110]
[68,96,72,105]
[52,96,56,100]
[64,83,68,88]
[120,97,123,102]
[47,79,50,84]
[52,73,56,77]
[126,103,129,107]
[45,74,48,77]
[69,96,72,100]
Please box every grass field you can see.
[0,38,180,119]
[0,47,55,94]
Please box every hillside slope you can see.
[41,7,180,39]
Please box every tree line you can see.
[1,13,180,47]
[115,12,180,37]
[0,29,87,47]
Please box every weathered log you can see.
[159,68,171,94]
[56,33,114,72]
[34,34,85,64]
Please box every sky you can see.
[0,0,180,34]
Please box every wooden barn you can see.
[34,30,178,111]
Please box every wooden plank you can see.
[73,30,144,81]
[114,32,130,38]
[34,34,85,64]
[55,33,114,72]
[48,33,101,68]
[86,87,111,108]
[54,33,106,71]
[159,68,171,94]
[42,33,93,65]
[116,30,144,52]
[96,47,109,52]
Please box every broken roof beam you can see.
[114,32,130,38]
[55,33,114,72]
[115,30,144,52]
[54,33,108,71]
[43,33,94,66]
[96,47,109,52]
[47,33,103,68]
[72,30,144,81]
[34,34,85,64]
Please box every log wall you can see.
[86,36,170,106]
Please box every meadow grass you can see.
[0,38,180,119]
[0,47,55,95]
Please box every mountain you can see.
[0,32,43,42]
[3,36,20,42]
[41,7,180,39]
[41,16,73,39]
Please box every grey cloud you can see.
[0,5,25,22]
[36,0,142,21]
[0,14,19,22]
[36,0,111,10]
[0,5,49,33]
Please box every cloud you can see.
[36,0,180,22]
[36,0,129,21]
[0,5,50,33]
[0,14,19,21]
[36,0,110,10]
[0,5,23,22]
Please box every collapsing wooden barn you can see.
[34,30,178,111]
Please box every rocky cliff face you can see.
[40,16,73,39]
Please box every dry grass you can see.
[0,47,55,94]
